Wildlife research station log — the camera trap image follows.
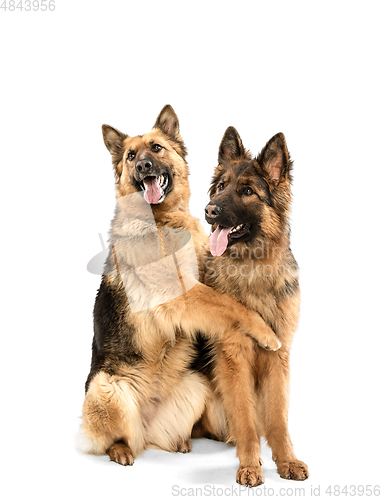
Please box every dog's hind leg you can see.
[144,371,208,453]
[77,371,146,465]
[191,385,229,442]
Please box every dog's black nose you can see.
[136,159,153,173]
[205,204,222,218]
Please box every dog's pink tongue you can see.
[210,226,232,256]
[143,177,161,204]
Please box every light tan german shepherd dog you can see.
[78,106,280,466]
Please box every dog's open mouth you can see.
[141,174,169,204]
[210,224,250,256]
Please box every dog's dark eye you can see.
[152,144,162,153]
[127,151,135,161]
[243,186,255,196]
[217,182,224,192]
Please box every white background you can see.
[1,1,381,498]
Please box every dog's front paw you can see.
[236,465,264,487]
[107,442,135,466]
[277,460,309,481]
[258,333,281,351]
[245,316,281,351]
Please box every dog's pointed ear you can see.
[257,133,291,186]
[154,105,180,138]
[218,127,251,163]
[102,125,127,181]
[102,125,127,155]
[154,105,187,159]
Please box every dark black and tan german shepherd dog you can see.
[78,106,280,466]
[198,127,309,486]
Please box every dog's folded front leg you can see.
[156,281,281,351]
